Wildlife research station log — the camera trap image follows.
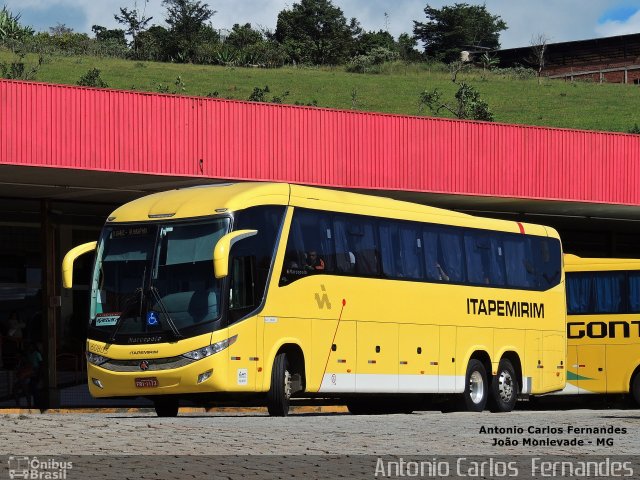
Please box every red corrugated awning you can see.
[1,79,639,208]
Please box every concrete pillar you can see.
[41,200,60,409]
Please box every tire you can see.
[463,359,488,412]
[632,372,640,406]
[267,352,291,417]
[154,396,179,417]
[490,359,519,412]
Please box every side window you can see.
[503,235,534,288]
[379,220,401,278]
[528,237,562,289]
[464,232,506,286]
[279,209,334,286]
[629,272,640,313]
[338,215,380,276]
[566,273,593,314]
[230,206,285,322]
[423,226,464,282]
[593,272,625,313]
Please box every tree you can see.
[274,0,360,65]
[529,33,549,84]
[163,0,216,62]
[49,23,73,36]
[413,3,507,62]
[0,6,34,43]
[397,33,420,61]
[354,30,395,56]
[92,25,126,45]
[114,2,153,58]
[419,82,493,121]
[225,23,263,50]
[136,25,172,61]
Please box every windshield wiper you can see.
[149,286,183,340]
[108,287,144,343]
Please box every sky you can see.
[5,0,640,49]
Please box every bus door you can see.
[576,345,606,394]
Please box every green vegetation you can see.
[2,49,639,133]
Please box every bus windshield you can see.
[89,218,230,339]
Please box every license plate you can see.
[135,377,158,388]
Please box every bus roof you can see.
[107,182,557,237]
[564,254,640,272]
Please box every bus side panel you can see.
[227,316,258,391]
[492,328,525,376]
[262,318,311,391]
[439,326,458,393]
[576,345,606,393]
[455,327,493,392]
[398,324,439,393]
[314,319,356,392]
[525,330,543,393]
[355,321,398,393]
[606,345,640,394]
[543,331,565,392]
[563,344,580,394]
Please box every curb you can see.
[0,405,349,415]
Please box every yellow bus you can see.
[62,183,566,416]
[563,254,640,404]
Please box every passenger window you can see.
[463,233,505,286]
[593,273,624,313]
[528,237,562,288]
[341,216,380,276]
[423,226,464,282]
[629,273,640,312]
[503,236,533,288]
[379,221,402,278]
[566,273,593,314]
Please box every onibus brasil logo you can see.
[7,456,72,479]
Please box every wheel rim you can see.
[497,370,514,403]
[469,370,484,404]
[284,369,292,399]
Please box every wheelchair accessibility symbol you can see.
[147,311,159,326]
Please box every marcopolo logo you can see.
[8,456,72,479]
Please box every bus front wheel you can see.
[632,372,640,406]
[267,352,291,417]
[463,359,488,412]
[490,359,519,412]
[154,396,179,417]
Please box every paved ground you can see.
[1,407,639,479]
[1,407,638,456]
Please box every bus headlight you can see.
[87,352,109,366]
[182,335,238,360]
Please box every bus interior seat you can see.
[153,290,218,324]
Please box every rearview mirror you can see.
[62,241,97,288]
[213,230,258,279]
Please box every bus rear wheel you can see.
[463,359,488,412]
[267,352,291,417]
[490,359,519,412]
[154,396,179,417]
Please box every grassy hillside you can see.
[3,50,640,133]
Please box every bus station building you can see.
[1,79,639,408]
